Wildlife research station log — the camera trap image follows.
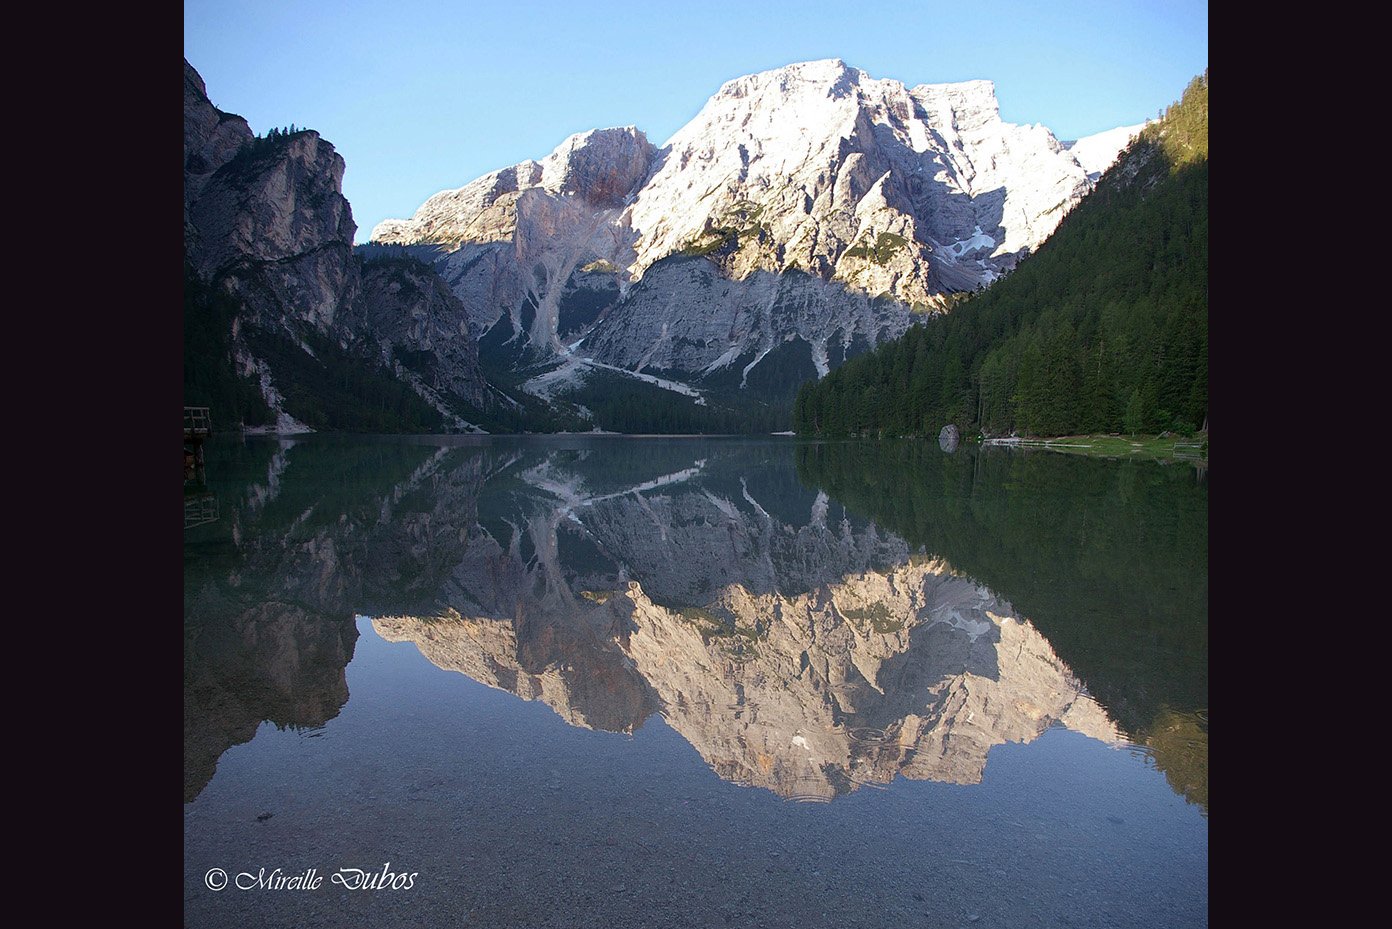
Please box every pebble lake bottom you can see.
[184,434,1208,928]
[184,615,1207,929]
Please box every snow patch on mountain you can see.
[1065,123,1149,180]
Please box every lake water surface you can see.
[184,435,1207,928]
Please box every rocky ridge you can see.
[186,57,1141,430]
[185,61,360,341]
[183,59,490,430]
[371,60,1137,393]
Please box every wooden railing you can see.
[184,406,212,437]
[184,493,220,529]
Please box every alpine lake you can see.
[183,434,1208,929]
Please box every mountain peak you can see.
[372,60,1141,386]
[540,126,655,206]
[625,61,1086,303]
[715,58,859,98]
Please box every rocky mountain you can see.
[183,60,490,433]
[187,434,1208,808]
[379,443,1119,800]
[187,435,1123,803]
[371,60,1138,414]
[185,58,1141,434]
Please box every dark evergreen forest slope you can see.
[794,72,1209,439]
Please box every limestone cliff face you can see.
[373,127,654,248]
[189,131,357,276]
[183,59,491,429]
[184,60,253,250]
[371,61,1133,387]
[184,62,252,170]
[185,60,360,336]
[373,127,654,352]
[623,61,1090,302]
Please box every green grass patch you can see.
[844,231,909,265]
[678,201,772,258]
[679,228,736,257]
[676,605,763,646]
[415,614,462,627]
[677,605,729,630]
[989,433,1209,463]
[840,601,905,634]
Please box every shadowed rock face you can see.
[183,59,491,429]
[184,60,253,244]
[577,258,908,379]
[359,260,489,408]
[187,439,1150,805]
[185,61,359,336]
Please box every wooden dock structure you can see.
[184,406,220,526]
[185,406,211,481]
[184,491,220,529]
[184,406,212,439]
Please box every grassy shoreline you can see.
[981,433,1209,463]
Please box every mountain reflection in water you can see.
[184,435,1207,813]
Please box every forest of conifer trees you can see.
[794,71,1208,439]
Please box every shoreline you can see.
[981,433,1208,463]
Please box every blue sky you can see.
[185,0,1208,243]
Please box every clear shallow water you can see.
[184,434,1207,928]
